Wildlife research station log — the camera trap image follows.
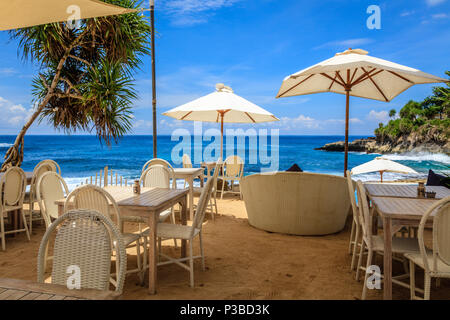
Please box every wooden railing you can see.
[79,166,129,187]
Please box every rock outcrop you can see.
[316,134,450,155]
[315,138,375,152]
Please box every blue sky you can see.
[0,0,448,136]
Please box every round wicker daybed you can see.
[240,172,351,236]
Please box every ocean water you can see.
[0,135,448,190]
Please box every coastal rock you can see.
[314,138,375,152]
[316,134,450,155]
[368,128,450,155]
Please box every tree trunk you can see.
[1,28,89,172]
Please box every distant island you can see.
[316,71,450,155]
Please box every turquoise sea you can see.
[0,135,448,190]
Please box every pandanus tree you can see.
[1,0,150,171]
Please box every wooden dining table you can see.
[365,184,449,199]
[173,168,204,220]
[0,278,120,300]
[365,183,449,300]
[56,186,189,295]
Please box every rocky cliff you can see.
[316,132,450,155]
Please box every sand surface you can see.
[1,194,449,300]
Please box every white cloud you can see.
[163,0,240,14]
[431,13,448,19]
[9,104,26,113]
[426,0,446,6]
[0,68,17,75]
[0,96,33,128]
[326,118,362,124]
[274,114,362,130]
[8,116,24,125]
[276,114,318,129]
[161,0,241,26]
[367,110,389,123]
[133,119,152,129]
[400,11,415,17]
[314,38,374,50]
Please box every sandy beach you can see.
[1,193,449,300]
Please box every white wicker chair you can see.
[37,209,127,293]
[123,163,178,243]
[405,197,450,300]
[138,165,178,246]
[148,176,214,287]
[64,185,147,286]
[25,160,61,233]
[140,165,176,222]
[193,160,222,220]
[36,172,69,269]
[36,171,69,229]
[142,158,174,175]
[346,171,361,271]
[219,155,244,199]
[0,167,30,251]
[182,154,193,168]
[355,181,422,299]
[182,154,193,188]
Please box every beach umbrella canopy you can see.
[163,83,279,157]
[351,157,418,182]
[276,48,447,175]
[0,0,137,31]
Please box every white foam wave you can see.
[0,143,13,148]
[380,152,450,165]
[352,171,427,183]
[64,177,90,191]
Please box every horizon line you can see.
[0,134,374,137]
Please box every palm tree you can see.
[388,109,396,118]
[1,0,150,171]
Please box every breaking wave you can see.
[380,152,450,165]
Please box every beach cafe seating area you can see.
[0,156,449,300]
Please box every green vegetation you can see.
[375,71,450,143]
[2,0,150,171]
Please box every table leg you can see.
[180,196,187,259]
[188,177,194,220]
[148,212,158,295]
[383,216,392,300]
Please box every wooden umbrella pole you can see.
[150,0,157,158]
[344,89,350,176]
[220,112,224,159]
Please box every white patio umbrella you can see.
[351,157,418,182]
[276,48,447,175]
[0,0,137,31]
[163,84,279,158]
